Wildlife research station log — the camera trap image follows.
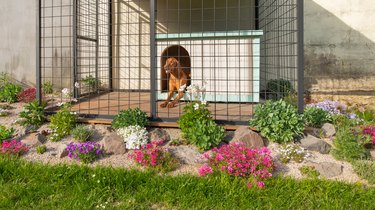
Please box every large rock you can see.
[321,123,336,138]
[300,135,331,154]
[149,128,170,143]
[57,144,69,158]
[313,162,343,178]
[370,150,375,161]
[21,133,46,148]
[101,132,126,155]
[230,126,264,148]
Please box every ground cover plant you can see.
[66,141,102,164]
[299,166,320,179]
[117,125,149,149]
[17,87,36,103]
[278,144,309,163]
[71,125,93,142]
[304,106,332,128]
[0,140,29,156]
[249,99,304,143]
[130,140,180,173]
[0,156,374,209]
[18,100,47,129]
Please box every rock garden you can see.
[0,73,375,208]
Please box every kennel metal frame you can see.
[37,0,304,125]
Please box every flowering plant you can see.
[357,125,375,144]
[129,140,179,173]
[277,144,309,163]
[199,143,274,189]
[0,108,8,117]
[0,139,29,156]
[49,103,77,142]
[307,100,350,116]
[17,87,36,103]
[66,141,102,164]
[116,125,149,149]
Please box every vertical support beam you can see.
[108,0,113,90]
[150,0,157,119]
[95,0,99,92]
[36,0,42,103]
[73,0,78,98]
[297,0,304,113]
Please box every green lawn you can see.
[0,156,374,210]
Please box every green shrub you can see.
[112,107,148,129]
[0,83,22,103]
[352,160,375,184]
[36,145,47,154]
[19,101,47,128]
[331,126,369,161]
[42,81,54,94]
[304,106,332,128]
[178,102,224,151]
[49,104,78,142]
[71,125,93,142]
[249,100,304,143]
[0,126,15,142]
[266,79,294,100]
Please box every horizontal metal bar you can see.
[77,35,97,42]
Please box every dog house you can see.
[37,0,304,124]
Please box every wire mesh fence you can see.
[38,0,303,124]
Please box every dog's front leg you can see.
[160,90,174,108]
[168,91,185,108]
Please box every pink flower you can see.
[257,181,265,189]
[198,164,213,176]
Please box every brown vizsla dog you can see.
[160,57,188,108]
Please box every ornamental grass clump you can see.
[71,125,93,142]
[0,139,29,156]
[130,140,180,173]
[249,99,304,143]
[66,141,102,164]
[116,125,149,149]
[199,143,275,189]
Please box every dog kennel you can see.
[37,0,304,124]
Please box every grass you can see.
[352,160,375,184]
[0,156,374,210]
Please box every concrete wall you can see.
[305,0,375,93]
[0,0,37,85]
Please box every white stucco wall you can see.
[0,0,37,85]
[305,0,375,92]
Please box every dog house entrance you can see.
[160,45,191,93]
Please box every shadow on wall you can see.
[305,0,375,93]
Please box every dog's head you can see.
[164,57,180,75]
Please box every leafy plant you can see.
[169,138,187,146]
[19,101,47,128]
[71,125,93,142]
[355,109,375,124]
[112,107,149,129]
[49,104,78,142]
[304,106,332,128]
[0,139,29,156]
[352,160,375,184]
[130,140,180,173]
[178,102,224,151]
[17,87,36,103]
[184,118,225,151]
[0,83,22,103]
[331,126,369,161]
[200,143,274,189]
[249,100,304,143]
[66,141,102,164]
[299,166,320,179]
[278,144,308,163]
[283,91,298,107]
[82,75,98,89]
[308,100,347,116]
[116,125,149,149]
[0,126,15,142]
[42,81,54,94]
[36,145,47,154]
[266,79,294,100]
[0,72,11,87]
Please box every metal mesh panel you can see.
[39,0,302,124]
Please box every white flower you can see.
[62,88,70,96]
[194,103,199,110]
[57,102,66,107]
[117,125,149,149]
[74,82,80,88]
[92,174,96,178]
[72,98,78,103]
[201,100,207,106]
